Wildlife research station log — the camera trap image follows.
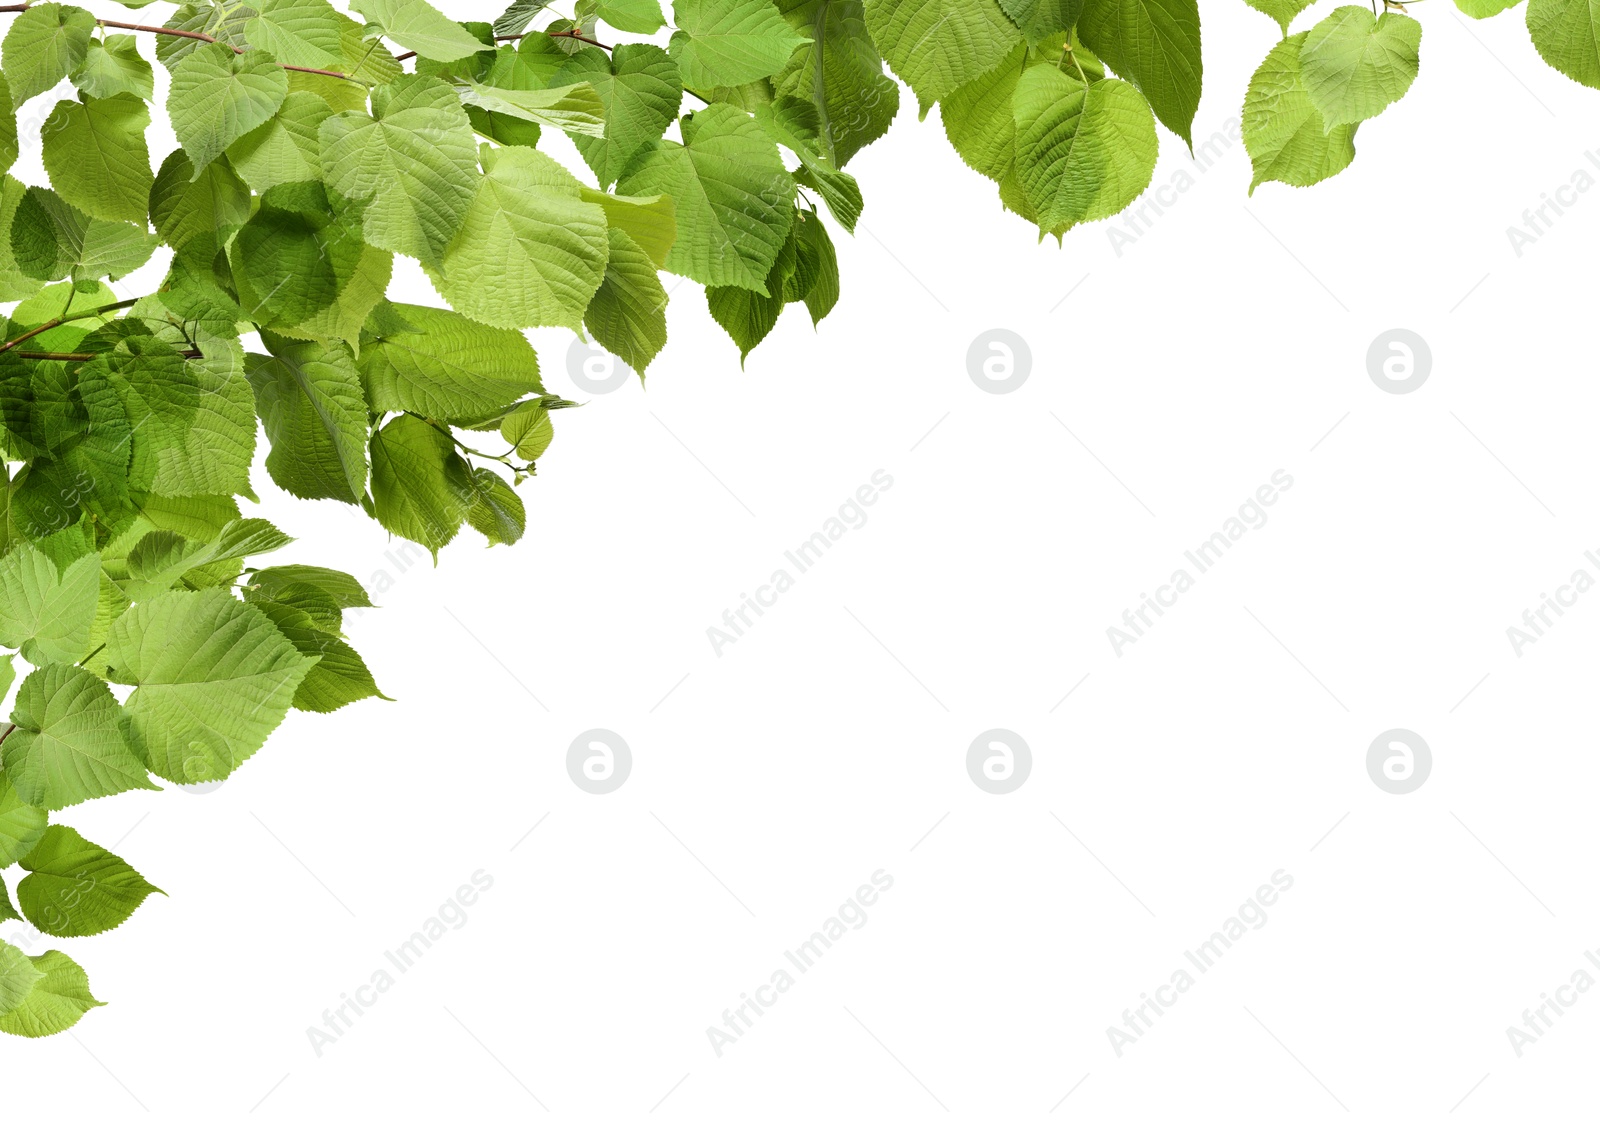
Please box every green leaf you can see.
[246,600,388,712]
[123,517,291,601]
[0,949,103,1037]
[585,227,668,374]
[17,825,162,936]
[1298,7,1420,127]
[437,145,610,332]
[3,663,156,811]
[149,148,253,266]
[457,79,608,137]
[74,34,156,101]
[617,103,794,293]
[41,94,155,223]
[599,0,668,32]
[92,339,258,500]
[557,44,683,187]
[245,0,345,69]
[0,82,16,177]
[941,40,1027,183]
[227,90,333,190]
[670,0,812,88]
[168,43,291,176]
[580,187,677,266]
[368,413,474,557]
[706,217,796,361]
[773,0,899,167]
[351,0,493,62]
[863,0,1021,111]
[754,97,862,230]
[1242,0,1316,34]
[1076,0,1202,145]
[0,176,44,301]
[229,183,393,339]
[0,543,99,663]
[1456,0,1519,14]
[998,0,1082,43]
[1243,31,1358,192]
[500,399,553,459]
[1528,0,1600,87]
[11,187,160,282]
[464,466,525,545]
[319,74,478,268]
[3,4,96,105]
[0,772,49,868]
[1013,68,1158,231]
[793,207,837,324]
[494,0,555,35]
[358,302,546,418]
[0,940,43,1018]
[246,334,369,504]
[104,588,318,784]
[156,3,256,71]
[247,564,374,609]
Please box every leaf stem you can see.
[0,296,143,355]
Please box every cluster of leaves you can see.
[0,0,1593,1038]
[1241,0,1600,192]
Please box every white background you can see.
[6,0,1600,1120]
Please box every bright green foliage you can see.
[1242,0,1316,36]
[670,0,811,88]
[1455,0,1520,17]
[1075,0,1201,145]
[1243,30,1357,192]
[1527,0,1600,88]
[1014,67,1156,230]
[16,825,162,936]
[1298,7,1420,128]
[618,102,794,293]
[865,0,1021,111]
[0,0,1588,1042]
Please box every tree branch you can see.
[0,296,142,355]
[0,5,361,81]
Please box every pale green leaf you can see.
[579,187,677,266]
[245,0,345,69]
[357,302,545,418]
[1528,0,1600,87]
[2,663,156,811]
[557,44,683,186]
[3,4,96,105]
[458,79,607,136]
[670,0,811,88]
[168,43,291,175]
[616,103,794,292]
[1299,7,1420,127]
[0,940,43,1019]
[227,90,333,190]
[41,94,154,223]
[73,34,156,100]
[1243,31,1357,192]
[319,74,478,267]
[0,543,99,663]
[0,949,103,1037]
[599,0,667,32]
[104,588,318,784]
[0,772,48,868]
[351,0,491,62]
[437,145,609,332]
